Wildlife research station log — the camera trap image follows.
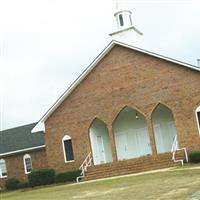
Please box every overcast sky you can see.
[1,0,200,130]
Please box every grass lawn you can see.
[1,166,200,200]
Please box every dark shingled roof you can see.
[0,123,45,155]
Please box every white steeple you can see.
[109,1,143,47]
[114,9,133,30]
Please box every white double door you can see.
[96,135,106,164]
[154,121,177,153]
[115,128,151,160]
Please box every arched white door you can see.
[89,119,113,165]
[152,104,178,153]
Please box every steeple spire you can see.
[109,1,143,46]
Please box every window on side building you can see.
[23,154,32,174]
[0,159,7,178]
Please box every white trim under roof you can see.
[32,40,200,133]
[109,26,143,36]
[0,145,46,157]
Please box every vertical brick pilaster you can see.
[147,117,157,155]
[107,124,118,162]
[173,114,186,149]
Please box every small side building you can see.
[0,123,47,187]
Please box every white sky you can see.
[1,0,200,130]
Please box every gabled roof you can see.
[32,40,200,133]
[0,123,45,156]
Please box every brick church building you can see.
[1,7,200,187]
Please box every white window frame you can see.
[0,159,7,178]
[23,154,32,174]
[196,106,200,135]
[62,135,75,163]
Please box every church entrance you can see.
[89,118,113,165]
[113,106,152,160]
[152,104,178,153]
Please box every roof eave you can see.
[0,145,46,157]
[32,40,200,133]
[32,41,116,133]
[109,26,143,36]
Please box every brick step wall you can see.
[84,151,185,181]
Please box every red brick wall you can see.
[44,45,200,173]
[0,149,47,188]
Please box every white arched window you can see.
[23,154,32,174]
[0,159,7,178]
[196,106,200,135]
[62,135,74,163]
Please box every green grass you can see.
[1,166,200,200]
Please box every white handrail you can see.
[171,135,178,152]
[76,152,93,182]
[171,135,188,166]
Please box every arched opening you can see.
[0,159,7,178]
[113,106,152,160]
[152,104,178,153]
[196,105,200,135]
[62,135,74,163]
[89,118,112,165]
[23,154,32,174]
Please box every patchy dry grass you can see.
[1,166,200,200]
